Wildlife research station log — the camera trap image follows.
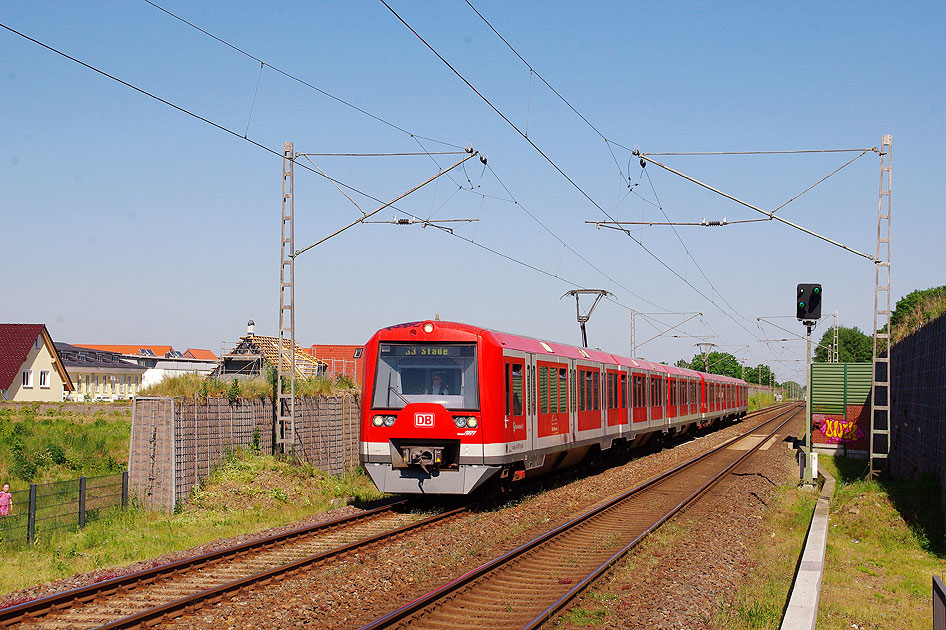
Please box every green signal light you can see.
[799,301,806,308]
[813,287,821,294]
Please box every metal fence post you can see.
[935,576,946,630]
[121,470,129,509]
[78,476,87,529]
[27,484,37,544]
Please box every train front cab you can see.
[360,322,500,494]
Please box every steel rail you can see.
[358,404,801,630]
[0,498,406,626]
[97,505,469,630]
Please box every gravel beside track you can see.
[163,409,798,630]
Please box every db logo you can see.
[414,412,435,428]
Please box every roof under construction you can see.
[211,333,326,380]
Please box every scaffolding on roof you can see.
[212,334,326,379]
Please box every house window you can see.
[77,377,83,393]
[111,376,116,393]
[22,370,33,388]
[35,337,42,349]
[39,370,50,388]
[94,376,100,393]
[120,375,125,393]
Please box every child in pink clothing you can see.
[0,483,12,516]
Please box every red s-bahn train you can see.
[360,321,748,494]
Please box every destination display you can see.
[380,344,475,358]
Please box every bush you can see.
[45,443,67,465]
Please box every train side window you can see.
[578,369,585,412]
[511,363,523,416]
[593,371,600,411]
[558,368,568,414]
[585,370,593,411]
[539,366,549,414]
[621,374,628,409]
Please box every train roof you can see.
[373,321,747,386]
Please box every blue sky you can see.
[3,1,943,384]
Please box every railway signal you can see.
[796,283,822,321]
[796,282,822,486]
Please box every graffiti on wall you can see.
[813,413,864,444]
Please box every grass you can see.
[712,482,817,629]
[0,449,383,597]
[716,455,945,630]
[890,288,946,345]
[815,456,945,629]
[139,369,357,400]
[0,404,130,487]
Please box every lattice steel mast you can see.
[870,135,892,477]
[277,142,296,453]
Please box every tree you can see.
[813,325,871,363]
[679,351,743,379]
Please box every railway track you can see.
[1,404,793,630]
[1,500,466,630]
[358,403,802,630]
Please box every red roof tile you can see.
[184,348,218,361]
[0,324,47,390]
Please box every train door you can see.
[631,372,647,424]
[606,368,624,427]
[667,377,677,420]
[576,364,601,432]
[536,360,569,439]
[503,356,529,450]
[649,373,663,423]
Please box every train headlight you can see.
[383,415,397,427]
[372,415,384,427]
[423,322,435,333]
[466,417,478,428]
[453,416,466,428]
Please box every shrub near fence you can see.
[0,472,128,544]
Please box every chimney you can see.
[247,319,255,336]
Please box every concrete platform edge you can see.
[779,468,836,630]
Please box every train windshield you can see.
[372,343,479,410]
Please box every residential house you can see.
[56,342,147,401]
[76,344,218,389]
[0,324,74,402]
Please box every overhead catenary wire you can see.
[635,151,875,260]
[637,148,877,156]
[380,1,775,350]
[1,20,647,329]
[462,0,628,179]
[141,0,464,150]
